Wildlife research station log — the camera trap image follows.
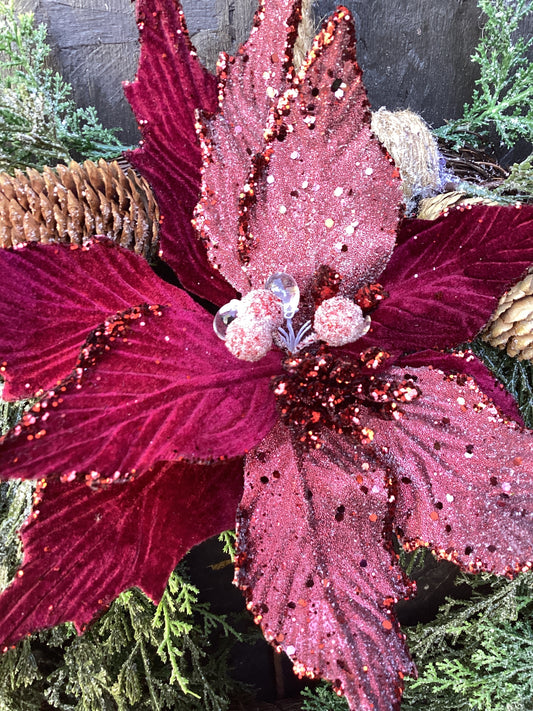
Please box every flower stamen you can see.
[277,317,313,352]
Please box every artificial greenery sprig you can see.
[495,153,533,198]
[470,339,533,427]
[0,0,131,173]
[0,564,243,711]
[434,0,533,150]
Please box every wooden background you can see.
[14,0,533,152]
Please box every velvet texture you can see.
[124,0,234,304]
[0,240,280,478]
[358,206,533,352]
[0,1,532,710]
[0,459,243,646]
[0,239,177,400]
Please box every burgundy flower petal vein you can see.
[0,459,243,647]
[124,0,234,304]
[236,423,415,711]
[0,241,280,481]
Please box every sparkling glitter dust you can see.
[310,264,342,306]
[225,316,274,362]
[195,7,402,298]
[314,296,371,347]
[273,344,421,449]
[3,3,533,711]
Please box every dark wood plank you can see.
[13,1,533,148]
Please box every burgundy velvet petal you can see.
[0,458,243,647]
[236,423,415,711]
[398,349,524,425]
[367,366,533,575]
[361,205,533,353]
[124,0,234,304]
[0,240,179,400]
[0,298,280,480]
[198,8,401,298]
[195,0,303,295]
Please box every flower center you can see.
[213,269,381,362]
[273,345,421,449]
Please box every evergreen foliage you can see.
[0,391,33,594]
[434,0,533,150]
[218,529,237,562]
[470,339,533,428]
[402,571,533,711]
[0,0,131,173]
[0,565,243,711]
[0,479,31,592]
[495,153,533,199]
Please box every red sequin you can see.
[272,345,421,448]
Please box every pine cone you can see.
[0,159,159,261]
[484,270,533,361]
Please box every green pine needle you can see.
[470,339,533,428]
[434,0,533,150]
[0,560,243,710]
[495,153,533,199]
[0,0,132,173]
[218,530,237,562]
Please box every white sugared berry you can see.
[225,316,274,361]
[237,289,284,326]
[314,296,371,347]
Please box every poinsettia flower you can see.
[0,1,533,710]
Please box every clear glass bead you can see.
[213,299,240,340]
[265,273,300,318]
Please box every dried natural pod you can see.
[484,270,533,361]
[417,191,499,220]
[292,0,315,69]
[370,108,446,201]
[0,159,160,261]
[438,140,509,186]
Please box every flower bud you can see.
[225,315,274,361]
[314,296,370,347]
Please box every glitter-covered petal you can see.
[368,366,533,575]
[398,349,524,425]
[123,0,234,304]
[0,296,280,480]
[236,423,415,711]
[359,206,533,353]
[213,0,302,153]
[0,459,243,647]
[0,239,179,400]
[196,0,303,295]
[205,9,401,297]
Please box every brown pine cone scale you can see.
[0,159,159,261]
